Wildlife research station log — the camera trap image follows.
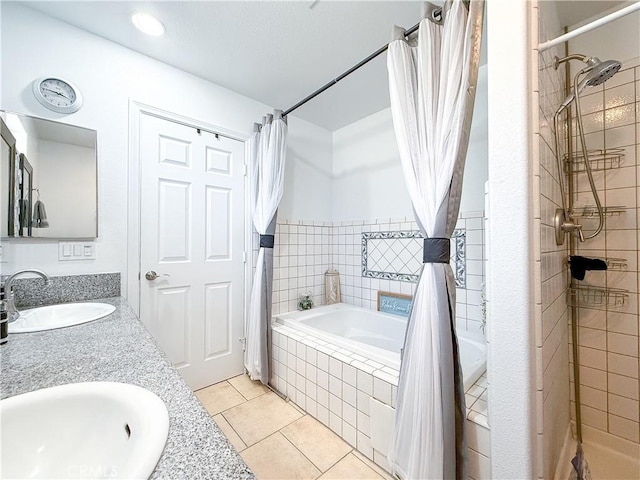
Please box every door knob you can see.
[145,271,169,281]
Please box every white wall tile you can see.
[468,448,491,480]
[343,401,357,427]
[608,414,640,443]
[357,390,371,415]
[608,393,640,422]
[357,369,374,395]
[608,372,639,400]
[373,378,392,405]
[342,420,357,447]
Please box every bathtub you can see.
[275,303,487,391]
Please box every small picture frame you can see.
[377,291,413,318]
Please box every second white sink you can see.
[8,303,116,333]
[1,382,169,479]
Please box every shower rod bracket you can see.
[555,208,584,245]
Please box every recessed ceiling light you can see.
[131,12,165,36]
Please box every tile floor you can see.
[465,373,489,428]
[196,374,392,480]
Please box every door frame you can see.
[126,101,252,337]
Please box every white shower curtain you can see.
[245,111,287,384]
[387,1,483,479]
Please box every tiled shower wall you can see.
[271,222,332,315]
[271,213,486,336]
[569,58,640,444]
[535,3,571,479]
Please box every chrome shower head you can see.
[581,58,621,86]
[555,55,622,111]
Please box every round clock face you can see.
[32,77,83,114]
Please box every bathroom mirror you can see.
[0,111,97,238]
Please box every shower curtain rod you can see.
[282,17,426,117]
[538,1,640,52]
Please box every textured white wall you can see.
[569,9,640,68]
[487,0,536,477]
[0,3,330,287]
[331,107,409,221]
[331,64,488,222]
[280,116,333,223]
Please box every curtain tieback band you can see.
[259,234,275,248]
[423,238,450,263]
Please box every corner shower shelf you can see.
[567,285,629,309]
[564,148,625,173]
[605,258,628,271]
[566,257,628,271]
[572,205,627,218]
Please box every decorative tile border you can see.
[452,229,467,288]
[12,272,121,307]
[361,229,466,288]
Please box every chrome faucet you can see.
[1,269,50,322]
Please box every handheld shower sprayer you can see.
[556,55,622,110]
[551,54,621,245]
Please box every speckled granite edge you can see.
[13,273,120,307]
[1,297,254,479]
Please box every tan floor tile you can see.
[281,415,352,472]
[351,451,394,480]
[213,413,247,452]
[241,432,321,479]
[228,373,270,400]
[195,381,246,415]
[319,453,384,480]
[223,391,303,446]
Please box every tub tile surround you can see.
[11,272,120,307]
[569,58,640,444]
[272,212,486,337]
[270,323,491,479]
[267,212,488,478]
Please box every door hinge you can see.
[242,250,247,263]
[239,337,247,351]
[243,164,248,176]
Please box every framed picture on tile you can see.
[377,291,413,318]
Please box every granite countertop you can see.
[0,297,254,479]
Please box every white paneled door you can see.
[139,114,246,390]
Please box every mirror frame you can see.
[0,117,17,237]
[18,153,33,237]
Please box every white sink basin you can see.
[8,303,116,333]
[0,382,169,479]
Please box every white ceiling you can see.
[22,1,426,131]
[555,0,630,28]
[20,1,630,131]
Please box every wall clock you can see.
[32,77,83,114]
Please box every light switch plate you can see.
[58,241,95,261]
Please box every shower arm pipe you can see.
[573,67,605,239]
[538,2,640,52]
